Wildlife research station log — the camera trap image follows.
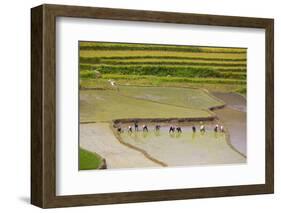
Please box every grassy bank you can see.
[80,42,246,54]
[80,67,246,79]
[80,55,246,62]
[79,148,103,170]
[80,75,246,95]
[80,73,246,88]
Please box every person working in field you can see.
[118,123,225,135]
[200,124,206,133]
[155,124,161,131]
[176,126,182,133]
[142,125,148,132]
[134,122,139,131]
[192,125,196,133]
[214,124,219,132]
[169,126,175,133]
[108,79,119,91]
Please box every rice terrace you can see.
[79,41,247,170]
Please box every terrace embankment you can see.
[80,123,161,168]
[112,116,216,127]
[212,92,246,156]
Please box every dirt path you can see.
[80,123,160,169]
[212,92,247,156]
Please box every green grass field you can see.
[80,65,246,79]
[79,42,247,94]
[79,148,103,170]
[80,88,213,123]
[80,75,246,94]
[117,86,223,109]
[80,50,246,58]
[79,42,246,53]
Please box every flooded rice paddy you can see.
[80,86,247,169]
[118,124,245,167]
[79,86,222,123]
[212,92,246,156]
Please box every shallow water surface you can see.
[119,125,246,167]
[212,92,246,156]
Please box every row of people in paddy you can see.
[117,122,224,134]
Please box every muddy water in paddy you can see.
[212,93,246,156]
[80,88,247,168]
[117,92,247,167]
[119,124,245,167]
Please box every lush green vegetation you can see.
[80,55,246,62]
[80,66,246,79]
[80,42,246,54]
[80,75,246,97]
[80,88,214,123]
[80,58,246,66]
[235,86,247,95]
[81,74,245,85]
[79,148,103,170]
[79,42,247,94]
[80,50,246,59]
[80,65,246,78]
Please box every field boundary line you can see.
[224,126,247,159]
[116,86,225,116]
[109,124,168,167]
[80,56,247,62]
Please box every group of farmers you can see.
[117,122,224,134]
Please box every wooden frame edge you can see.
[265,19,274,194]
[31,5,44,207]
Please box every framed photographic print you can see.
[31,4,274,208]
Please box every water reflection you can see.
[192,132,196,140]
[142,131,148,138]
[214,132,218,139]
[169,132,175,138]
[154,130,160,137]
[175,132,182,138]
[200,131,205,136]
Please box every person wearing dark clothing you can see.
[176,127,182,133]
[142,125,148,132]
[192,126,196,133]
[155,125,160,131]
[169,126,175,133]
[134,122,139,131]
[214,125,218,132]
